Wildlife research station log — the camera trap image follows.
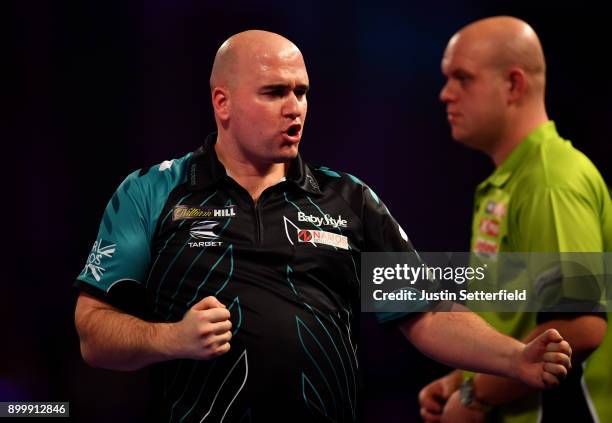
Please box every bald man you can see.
[418,16,612,423]
[74,30,572,422]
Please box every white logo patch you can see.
[297,229,349,250]
[283,216,349,250]
[297,211,348,228]
[189,221,222,247]
[190,221,220,240]
[398,225,408,243]
[82,239,116,282]
[159,160,174,171]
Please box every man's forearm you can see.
[472,373,533,406]
[76,298,176,371]
[399,307,523,378]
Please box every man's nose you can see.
[282,93,301,119]
[439,81,454,103]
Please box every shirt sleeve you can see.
[362,185,415,253]
[360,184,432,323]
[513,186,606,312]
[75,170,153,309]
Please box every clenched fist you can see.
[515,328,572,389]
[418,370,463,423]
[170,296,232,360]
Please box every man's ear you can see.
[212,86,230,121]
[507,67,526,104]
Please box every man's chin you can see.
[452,131,477,149]
[272,151,298,164]
[453,134,492,156]
[274,144,299,161]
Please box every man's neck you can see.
[489,107,548,166]
[214,137,288,202]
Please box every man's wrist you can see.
[460,375,493,412]
[505,339,524,381]
[150,322,179,361]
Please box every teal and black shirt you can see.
[75,135,418,422]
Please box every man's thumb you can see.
[539,328,563,345]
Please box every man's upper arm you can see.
[529,315,607,362]
[510,185,610,354]
[75,171,154,311]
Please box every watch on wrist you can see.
[459,376,494,412]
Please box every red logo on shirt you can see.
[298,230,313,242]
[479,218,500,237]
[474,238,498,253]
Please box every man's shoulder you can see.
[124,151,193,189]
[308,164,388,216]
[105,151,194,219]
[518,138,604,192]
[309,164,370,191]
[309,164,379,201]
[117,152,193,202]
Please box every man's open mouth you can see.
[285,124,301,137]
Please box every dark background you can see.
[6,1,611,421]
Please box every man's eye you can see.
[294,89,307,98]
[265,90,285,97]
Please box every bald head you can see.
[445,16,546,95]
[440,16,550,163]
[209,30,309,168]
[210,30,304,90]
